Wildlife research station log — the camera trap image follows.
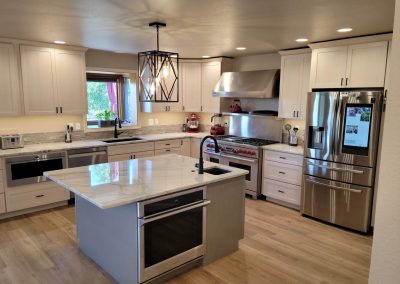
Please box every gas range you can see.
[206,135,279,159]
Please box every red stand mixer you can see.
[187,113,200,133]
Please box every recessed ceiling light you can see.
[202,55,211,58]
[296,38,308,42]
[54,40,66,44]
[236,47,246,50]
[337,27,353,33]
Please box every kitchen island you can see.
[44,154,247,284]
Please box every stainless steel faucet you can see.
[197,135,219,174]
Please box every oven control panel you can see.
[206,143,258,158]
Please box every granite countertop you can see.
[262,143,304,156]
[44,154,248,209]
[0,132,210,158]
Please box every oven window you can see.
[229,162,251,181]
[11,159,64,180]
[144,208,203,268]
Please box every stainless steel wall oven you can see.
[137,187,210,283]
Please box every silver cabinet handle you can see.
[341,78,343,86]
[56,107,59,114]
[293,110,295,117]
[306,179,362,194]
[307,163,364,174]
[279,156,287,160]
[278,190,285,193]
[278,171,286,175]
[296,111,299,117]
[345,77,348,86]
[139,200,211,226]
[60,106,63,113]
[35,194,45,198]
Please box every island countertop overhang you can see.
[44,154,248,209]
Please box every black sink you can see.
[102,137,143,143]
[203,167,231,175]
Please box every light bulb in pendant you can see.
[162,62,169,78]
[150,80,156,95]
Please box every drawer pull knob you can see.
[166,149,170,152]
[35,194,45,198]
[278,190,285,194]
[279,157,287,159]
[278,171,286,175]
[165,144,170,146]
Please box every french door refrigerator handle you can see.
[305,178,362,194]
[306,163,364,174]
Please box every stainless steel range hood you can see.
[212,70,280,98]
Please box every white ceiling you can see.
[0,0,395,57]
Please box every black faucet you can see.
[198,135,219,174]
[114,117,122,138]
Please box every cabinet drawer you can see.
[6,186,69,212]
[264,150,303,166]
[0,194,5,214]
[263,160,302,186]
[108,142,154,156]
[155,139,181,150]
[155,147,181,156]
[262,178,300,205]
[133,150,154,159]
[108,154,132,162]
[0,170,4,193]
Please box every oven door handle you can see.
[307,163,364,174]
[305,178,363,194]
[138,200,211,226]
[220,153,258,163]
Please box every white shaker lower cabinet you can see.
[108,142,155,161]
[262,149,303,209]
[154,139,190,156]
[5,183,69,213]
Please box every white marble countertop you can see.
[262,143,304,156]
[44,154,248,209]
[0,132,210,157]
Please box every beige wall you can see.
[369,0,400,282]
[233,52,281,71]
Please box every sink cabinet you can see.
[108,142,155,162]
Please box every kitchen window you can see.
[86,72,138,128]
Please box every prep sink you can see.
[203,167,231,175]
[102,137,143,143]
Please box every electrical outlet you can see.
[75,122,81,130]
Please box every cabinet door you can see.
[21,45,57,115]
[278,55,303,118]
[298,53,312,119]
[132,150,154,159]
[180,138,191,156]
[0,43,20,115]
[140,102,166,113]
[201,61,221,113]
[54,49,87,114]
[165,101,182,112]
[346,42,388,88]
[182,62,202,112]
[310,46,348,89]
[190,138,202,158]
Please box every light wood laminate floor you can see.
[0,199,372,284]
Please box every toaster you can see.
[0,134,24,150]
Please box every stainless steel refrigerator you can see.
[302,90,384,233]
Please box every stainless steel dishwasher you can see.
[67,146,108,200]
[67,146,108,168]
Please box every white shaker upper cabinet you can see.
[20,45,57,115]
[0,43,21,116]
[278,51,311,119]
[54,49,87,115]
[181,62,202,112]
[201,61,222,113]
[310,46,348,89]
[345,42,388,88]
